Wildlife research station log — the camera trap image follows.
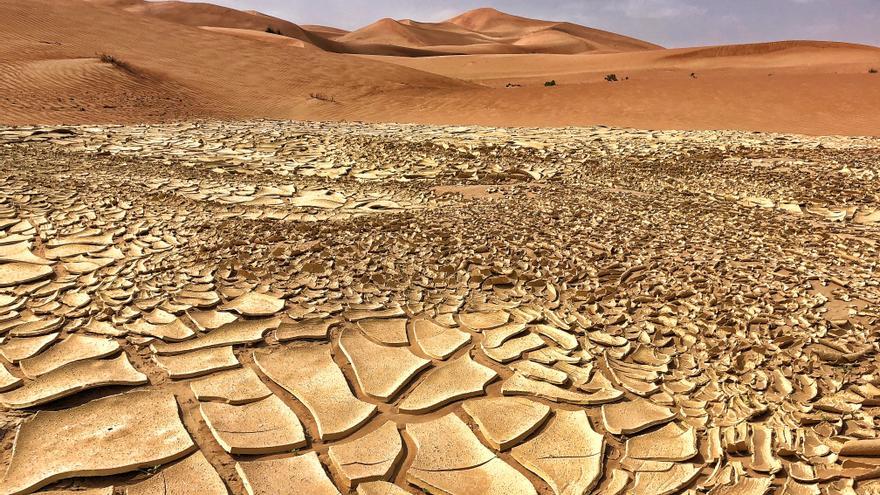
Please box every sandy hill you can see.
[88,0,461,56]
[339,8,660,55]
[84,2,660,55]
[2,0,880,135]
[0,0,470,124]
[87,0,316,43]
[302,25,350,40]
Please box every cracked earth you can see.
[0,121,879,494]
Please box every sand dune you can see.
[338,8,660,55]
[302,25,350,40]
[0,0,470,123]
[94,2,659,56]
[88,0,462,56]
[2,0,880,135]
[88,0,317,43]
[448,8,662,52]
[198,26,306,48]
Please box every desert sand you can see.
[2,1,880,494]
[0,0,878,135]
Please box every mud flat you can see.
[0,120,879,494]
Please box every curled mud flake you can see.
[0,391,193,495]
[255,344,376,440]
[200,394,307,454]
[462,396,551,450]
[328,421,403,488]
[236,452,340,495]
[0,353,148,409]
[510,409,605,495]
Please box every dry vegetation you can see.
[98,52,136,74]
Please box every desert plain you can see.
[1,1,880,495]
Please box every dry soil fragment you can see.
[83,319,127,337]
[221,291,285,317]
[200,394,306,454]
[462,397,551,450]
[0,363,22,391]
[511,409,605,495]
[125,318,195,342]
[339,327,430,401]
[9,316,64,337]
[0,354,147,409]
[356,481,410,495]
[631,463,702,495]
[0,390,194,495]
[483,333,546,363]
[154,346,239,379]
[0,262,53,288]
[509,360,568,385]
[0,243,52,265]
[151,317,279,355]
[0,332,59,362]
[187,310,238,331]
[412,318,471,359]
[398,353,497,413]
[124,451,227,495]
[625,421,698,462]
[328,421,403,487]
[780,478,819,495]
[255,344,376,440]
[345,306,405,322]
[42,488,114,495]
[604,469,630,495]
[502,372,622,405]
[48,232,113,247]
[482,322,527,348]
[20,334,120,378]
[708,477,774,494]
[750,425,782,473]
[236,452,340,495]
[406,413,536,495]
[840,438,880,456]
[189,366,272,404]
[276,318,337,341]
[602,397,676,435]
[44,243,105,260]
[531,324,579,351]
[459,310,510,330]
[356,318,409,346]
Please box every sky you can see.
[189,0,880,48]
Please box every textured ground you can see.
[0,121,879,494]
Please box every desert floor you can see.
[0,121,879,494]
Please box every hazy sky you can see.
[192,0,880,48]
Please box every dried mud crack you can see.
[0,120,879,494]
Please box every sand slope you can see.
[2,0,880,135]
[87,0,317,44]
[0,0,470,124]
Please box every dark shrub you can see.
[98,53,135,74]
